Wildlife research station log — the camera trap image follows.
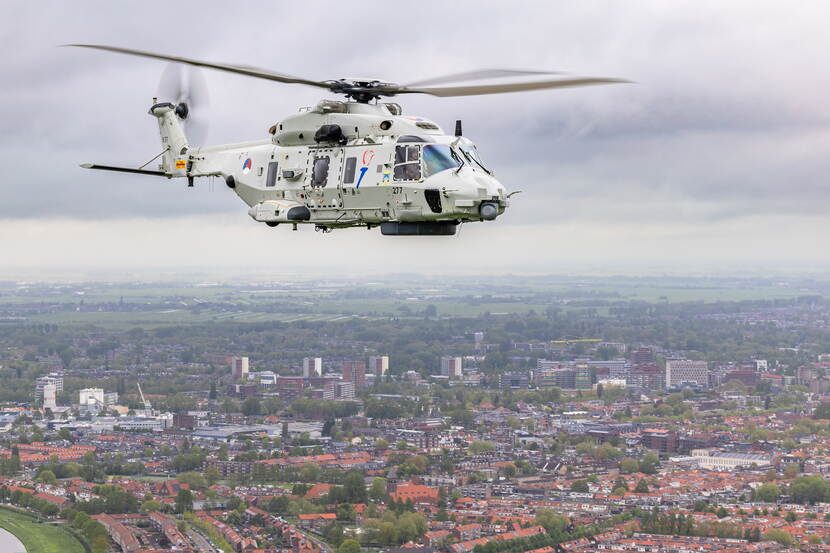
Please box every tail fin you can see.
[149,102,189,177]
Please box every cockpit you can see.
[392,136,489,182]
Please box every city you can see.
[0,276,829,553]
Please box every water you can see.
[0,527,26,553]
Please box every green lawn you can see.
[0,507,85,553]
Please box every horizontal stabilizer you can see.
[80,163,164,176]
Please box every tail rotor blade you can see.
[157,63,184,102]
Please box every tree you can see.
[140,499,163,513]
[469,441,496,454]
[337,503,356,522]
[177,471,207,490]
[175,489,193,514]
[370,478,388,503]
[619,457,639,474]
[753,482,781,503]
[343,470,368,503]
[639,452,660,475]
[241,397,262,416]
[36,469,57,485]
[205,465,221,486]
[337,538,361,553]
[763,529,795,546]
[634,479,649,494]
[814,402,830,419]
[570,480,589,493]
[535,509,567,536]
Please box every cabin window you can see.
[343,157,357,184]
[266,161,279,187]
[311,156,330,187]
[394,145,421,181]
[423,145,460,178]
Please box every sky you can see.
[2,1,829,279]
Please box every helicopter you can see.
[72,45,626,236]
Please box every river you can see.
[0,527,26,553]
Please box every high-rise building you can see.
[42,383,57,410]
[342,361,366,388]
[35,373,63,401]
[575,364,593,390]
[230,357,249,379]
[368,356,389,378]
[303,357,322,378]
[441,356,463,379]
[666,360,709,390]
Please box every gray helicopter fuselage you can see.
[180,100,508,233]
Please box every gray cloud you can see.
[2,1,830,272]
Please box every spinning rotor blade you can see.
[404,68,563,87]
[157,63,210,146]
[68,44,331,90]
[402,77,631,97]
[68,44,629,101]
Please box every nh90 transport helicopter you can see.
[73,45,626,236]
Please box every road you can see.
[188,527,221,553]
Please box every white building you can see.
[368,356,389,377]
[230,356,249,379]
[441,356,463,379]
[80,388,105,407]
[35,373,63,401]
[303,357,322,378]
[691,449,772,470]
[665,360,709,390]
[258,371,277,388]
[597,378,627,389]
[42,383,57,410]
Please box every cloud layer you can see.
[2,1,829,274]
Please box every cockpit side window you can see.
[423,145,460,178]
[394,145,421,181]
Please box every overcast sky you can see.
[2,1,829,279]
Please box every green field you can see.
[3,275,827,327]
[0,507,85,553]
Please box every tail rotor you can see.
[157,63,210,146]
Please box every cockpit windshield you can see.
[459,143,489,172]
[423,144,461,178]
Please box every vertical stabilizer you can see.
[149,102,189,177]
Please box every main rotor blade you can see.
[67,44,331,90]
[404,69,563,88]
[402,77,631,97]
